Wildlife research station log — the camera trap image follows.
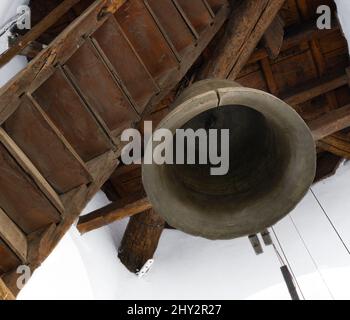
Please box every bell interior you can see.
[166,104,290,203]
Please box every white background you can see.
[1,0,350,300]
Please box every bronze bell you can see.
[142,79,316,240]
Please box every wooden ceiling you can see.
[1,0,350,297]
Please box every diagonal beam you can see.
[197,0,286,80]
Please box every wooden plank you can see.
[0,142,61,234]
[77,195,152,234]
[145,0,196,57]
[0,128,64,213]
[115,0,178,84]
[0,208,27,262]
[283,74,349,106]
[92,16,159,113]
[64,41,139,135]
[0,0,81,68]
[197,0,285,80]
[175,0,213,34]
[3,95,91,195]
[32,67,113,162]
[309,104,350,141]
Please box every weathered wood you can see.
[314,152,342,183]
[0,142,61,235]
[283,74,349,106]
[263,14,284,59]
[0,128,65,213]
[118,209,165,273]
[197,0,286,80]
[77,194,152,234]
[318,134,350,159]
[0,0,81,68]
[4,95,92,194]
[0,208,28,263]
[308,104,350,141]
[0,278,15,300]
[248,20,339,65]
[2,151,119,297]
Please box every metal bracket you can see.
[136,259,154,278]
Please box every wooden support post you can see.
[118,209,165,273]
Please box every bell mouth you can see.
[142,80,316,240]
[170,104,286,198]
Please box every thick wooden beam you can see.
[0,208,28,263]
[0,0,81,68]
[308,104,350,141]
[197,0,286,80]
[118,209,165,273]
[77,193,152,234]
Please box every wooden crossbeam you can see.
[0,0,81,68]
[283,74,349,106]
[308,104,350,141]
[77,193,152,234]
[317,135,350,159]
[0,208,27,263]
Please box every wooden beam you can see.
[0,128,65,214]
[0,278,15,300]
[77,193,152,234]
[118,209,165,273]
[308,104,350,141]
[262,14,284,59]
[283,74,349,106]
[317,135,350,159]
[0,208,27,263]
[197,0,286,80]
[248,20,339,64]
[0,0,81,68]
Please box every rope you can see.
[289,214,335,300]
[271,227,305,300]
[310,188,350,256]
